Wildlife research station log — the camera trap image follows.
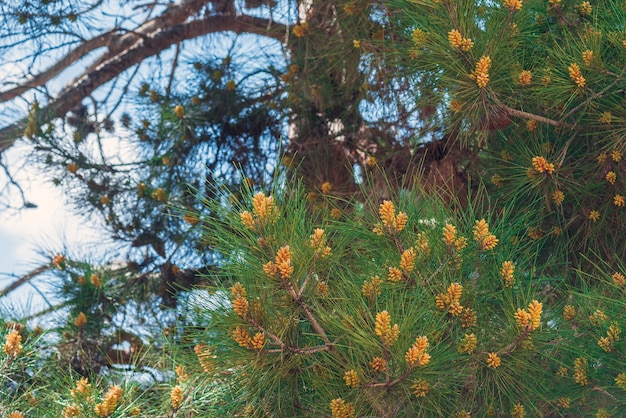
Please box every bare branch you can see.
[490,93,574,130]
[0,0,210,103]
[0,157,32,209]
[82,0,212,77]
[283,280,334,349]
[0,264,50,298]
[0,14,286,154]
[165,42,181,98]
[559,70,624,123]
[0,32,114,103]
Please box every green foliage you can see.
[180,179,626,416]
[3,0,626,416]
[387,0,626,270]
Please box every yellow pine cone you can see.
[370,357,388,372]
[460,307,477,328]
[70,377,92,398]
[501,261,515,287]
[448,283,463,303]
[531,156,555,175]
[573,357,588,385]
[412,378,429,397]
[362,276,382,299]
[611,150,622,162]
[251,332,265,350]
[74,312,87,328]
[90,274,102,288]
[512,403,525,418]
[309,228,331,258]
[557,397,570,408]
[458,333,477,354]
[375,311,399,347]
[232,326,252,347]
[240,211,255,230]
[379,200,408,233]
[612,272,625,286]
[568,63,585,88]
[252,192,274,220]
[517,70,532,85]
[63,404,81,418]
[514,309,531,328]
[317,281,329,296]
[232,296,248,317]
[276,246,294,279]
[448,29,463,48]
[329,398,355,418]
[399,247,417,274]
[230,282,246,298]
[387,266,403,282]
[486,352,501,368]
[264,246,294,279]
[3,330,23,357]
[442,224,457,246]
[504,0,522,11]
[473,56,491,88]
[449,302,463,316]
[94,385,123,417]
[563,305,576,320]
[194,344,214,372]
[405,336,431,367]
[473,219,499,250]
[170,385,183,410]
[527,300,542,330]
[344,369,359,388]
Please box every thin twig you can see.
[498,328,531,356]
[489,93,573,129]
[363,367,414,389]
[560,69,624,122]
[0,264,51,297]
[264,345,331,355]
[166,42,181,99]
[248,317,286,350]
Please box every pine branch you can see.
[491,93,575,130]
[283,280,334,349]
[248,317,286,351]
[559,72,625,123]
